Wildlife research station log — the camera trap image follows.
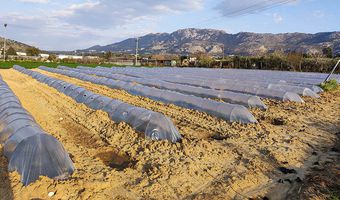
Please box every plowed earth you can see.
[0,68,339,200]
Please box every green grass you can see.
[0,61,119,69]
[320,79,339,92]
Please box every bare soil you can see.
[0,68,339,200]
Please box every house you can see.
[39,54,50,59]
[57,55,83,60]
[16,52,27,56]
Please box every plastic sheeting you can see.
[0,74,74,186]
[59,66,267,110]
[13,65,181,143]
[103,66,340,86]
[40,66,257,124]
[79,66,304,103]
[95,66,326,96]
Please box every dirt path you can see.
[0,68,339,199]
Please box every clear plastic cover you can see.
[14,65,182,143]
[0,67,75,186]
[90,66,330,100]
[64,67,267,110]
[41,66,257,124]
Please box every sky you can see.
[0,0,338,50]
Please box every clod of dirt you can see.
[272,118,286,126]
[295,177,302,183]
[313,161,320,166]
[96,150,135,171]
[278,167,297,174]
[211,134,229,141]
[284,179,292,184]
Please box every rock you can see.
[272,118,285,126]
[48,192,55,197]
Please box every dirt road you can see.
[0,68,339,199]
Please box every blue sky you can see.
[0,0,338,50]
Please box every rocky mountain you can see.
[0,37,34,52]
[83,28,340,56]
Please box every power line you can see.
[186,0,294,28]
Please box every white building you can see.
[57,55,83,60]
[16,52,27,56]
[39,53,50,59]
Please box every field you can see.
[0,61,114,69]
[0,66,339,200]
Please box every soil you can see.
[0,68,339,200]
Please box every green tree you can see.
[48,54,57,61]
[104,51,113,60]
[26,47,40,56]
[7,46,17,55]
[197,53,214,67]
[322,47,333,58]
[286,51,304,71]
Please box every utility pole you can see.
[222,44,225,60]
[135,37,139,66]
[3,24,7,61]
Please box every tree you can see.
[26,47,40,56]
[322,47,333,58]
[286,51,304,71]
[7,46,17,55]
[196,53,214,67]
[104,51,113,60]
[48,54,57,61]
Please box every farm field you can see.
[0,66,339,199]
[0,61,114,69]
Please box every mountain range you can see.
[83,28,340,56]
[0,37,34,52]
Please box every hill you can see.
[0,37,35,52]
[82,28,340,56]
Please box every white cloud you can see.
[273,13,283,23]
[1,0,203,50]
[313,10,325,18]
[17,0,49,3]
[55,0,203,29]
[216,0,296,16]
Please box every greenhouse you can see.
[14,65,182,143]
[59,66,267,109]
[40,66,257,124]
[0,73,74,186]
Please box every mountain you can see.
[82,28,340,56]
[0,37,35,52]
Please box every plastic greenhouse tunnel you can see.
[0,74,74,186]
[93,66,324,96]
[79,66,304,103]
[58,66,268,110]
[13,65,182,143]
[39,66,258,124]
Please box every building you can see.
[16,52,27,56]
[39,54,50,59]
[57,55,83,60]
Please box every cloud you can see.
[55,0,203,29]
[17,0,49,3]
[215,0,296,16]
[1,0,203,50]
[273,13,283,23]
[313,10,325,18]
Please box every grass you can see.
[0,61,120,69]
[320,79,339,92]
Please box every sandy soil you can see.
[0,68,339,200]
